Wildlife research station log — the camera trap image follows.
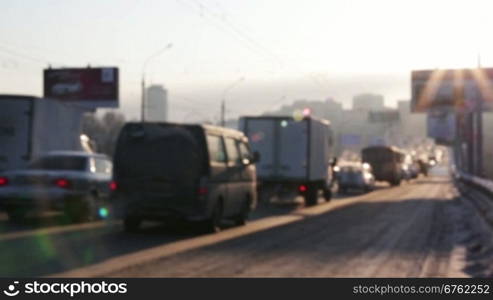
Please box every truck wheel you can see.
[323,187,332,202]
[305,185,318,206]
[390,179,401,186]
[124,216,142,232]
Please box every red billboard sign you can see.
[411,68,493,113]
[43,67,119,109]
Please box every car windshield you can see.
[28,156,87,171]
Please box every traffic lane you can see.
[0,180,400,277]
[54,182,406,277]
[251,181,391,220]
[0,178,388,236]
[109,177,464,277]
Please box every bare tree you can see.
[82,111,126,157]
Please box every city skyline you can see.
[2,0,492,121]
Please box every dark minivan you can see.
[111,122,258,233]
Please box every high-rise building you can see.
[145,85,168,122]
[352,93,385,111]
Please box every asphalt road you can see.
[1,169,491,277]
[108,176,467,277]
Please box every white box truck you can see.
[239,116,335,206]
[0,95,87,172]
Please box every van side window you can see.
[225,138,240,165]
[237,141,251,162]
[207,135,227,163]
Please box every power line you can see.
[0,43,66,66]
[178,0,284,70]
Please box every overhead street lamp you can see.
[220,77,245,127]
[141,43,173,122]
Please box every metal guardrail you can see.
[456,171,493,198]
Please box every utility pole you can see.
[220,100,225,127]
[220,77,245,127]
[141,77,146,122]
[475,56,483,176]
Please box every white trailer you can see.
[0,95,87,172]
[239,116,335,205]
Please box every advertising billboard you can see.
[427,109,456,146]
[43,67,119,109]
[411,68,493,113]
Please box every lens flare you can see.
[98,207,109,218]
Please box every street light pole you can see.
[220,77,245,127]
[141,43,173,122]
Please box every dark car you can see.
[111,122,259,233]
[0,151,113,222]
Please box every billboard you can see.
[43,67,119,109]
[411,68,493,113]
[427,109,456,146]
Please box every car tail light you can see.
[109,181,118,191]
[54,178,71,189]
[298,184,308,192]
[197,187,208,196]
[0,177,8,187]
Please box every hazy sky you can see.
[1,0,492,122]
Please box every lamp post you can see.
[220,77,245,127]
[141,43,173,122]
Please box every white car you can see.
[336,163,375,194]
[0,151,114,222]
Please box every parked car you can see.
[111,122,259,233]
[337,162,375,194]
[0,151,113,222]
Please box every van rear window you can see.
[115,126,204,182]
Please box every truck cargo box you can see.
[0,95,87,172]
[240,116,334,182]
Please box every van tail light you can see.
[109,181,118,191]
[197,187,208,196]
[54,178,71,189]
[298,184,308,193]
[0,177,8,187]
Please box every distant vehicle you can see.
[112,122,259,233]
[362,146,405,186]
[0,151,113,222]
[409,161,420,179]
[0,95,87,173]
[401,163,413,181]
[51,82,82,95]
[417,159,429,176]
[239,116,335,206]
[337,162,375,194]
[402,154,419,180]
